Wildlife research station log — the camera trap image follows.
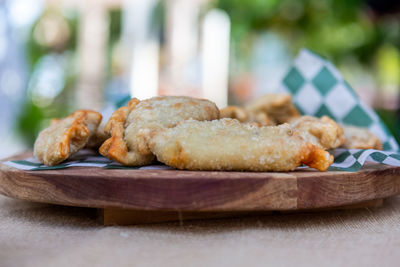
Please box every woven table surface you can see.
[1,194,400,267]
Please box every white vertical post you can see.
[76,4,108,110]
[122,0,159,100]
[164,0,200,95]
[202,9,230,108]
[129,41,159,100]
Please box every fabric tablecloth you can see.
[1,194,400,267]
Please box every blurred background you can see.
[0,0,400,158]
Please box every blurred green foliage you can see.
[106,9,122,81]
[377,109,400,143]
[25,9,78,70]
[18,8,79,147]
[213,0,400,65]
[18,8,123,147]
[18,101,44,146]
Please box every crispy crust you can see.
[342,126,382,150]
[34,110,102,166]
[99,98,145,165]
[220,106,274,126]
[85,123,109,149]
[249,111,274,126]
[301,143,334,171]
[220,106,249,122]
[100,96,220,166]
[290,116,346,150]
[148,119,333,172]
[245,93,300,124]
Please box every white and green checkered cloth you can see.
[3,49,400,172]
[3,150,173,171]
[279,49,399,151]
[330,148,400,171]
[3,148,400,172]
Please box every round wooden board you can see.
[1,153,400,212]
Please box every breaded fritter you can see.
[220,106,274,126]
[342,125,382,150]
[100,96,220,166]
[85,123,109,149]
[148,119,333,172]
[290,116,346,150]
[34,110,102,166]
[245,93,300,124]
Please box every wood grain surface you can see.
[1,152,400,212]
[100,198,384,225]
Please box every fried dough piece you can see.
[245,93,300,124]
[99,98,148,165]
[34,110,102,166]
[85,123,109,149]
[100,96,220,166]
[342,126,382,150]
[220,106,248,122]
[148,119,333,172]
[220,106,274,126]
[249,111,274,126]
[290,116,346,150]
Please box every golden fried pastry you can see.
[220,106,274,126]
[34,110,102,166]
[147,118,333,172]
[85,123,109,149]
[100,96,220,166]
[245,93,300,124]
[220,106,248,122]
[99,98,147,165]
[290,116,345,150]
[342,126,382,150]
[249,111,274,126]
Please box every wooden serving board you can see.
[1,152,400,225]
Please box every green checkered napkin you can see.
[280,49,398,151]
[3,49,400,172]
[4,148,400,171]
[330,148,400,171]
[3,150,173,171]
[278,48,400,171]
